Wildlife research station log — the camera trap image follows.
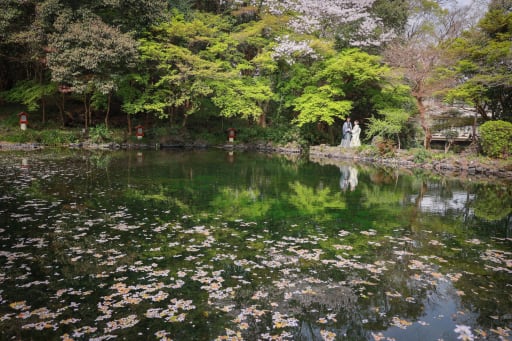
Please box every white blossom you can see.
[213,0,395,47]
[454,324,475,341]
[271,35,318,65]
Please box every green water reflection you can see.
[0,149,510,341]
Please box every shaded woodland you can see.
[1,0,511,148]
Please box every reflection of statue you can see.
[348,167,358,191]
[20,158,29,170]
[339,166,350,191]
[227,151,234,163]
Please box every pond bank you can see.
[309,144,512,180]
[0,140,303,154]
[2,141,511,180]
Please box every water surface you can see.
[0,149,510,340]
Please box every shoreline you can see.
[2,141,511,180]
[309,144,512,181]
[0,140,304,154]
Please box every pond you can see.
[0,149,511,341]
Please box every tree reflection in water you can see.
[0,150,510,341]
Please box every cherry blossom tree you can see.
[219,0,395,48]
[270,35,319,65]
[272,0,394,46]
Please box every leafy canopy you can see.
[291,49,390,127]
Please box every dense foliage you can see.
[0,0,511,151]
[479,120,512,158]
[444,0,512,123]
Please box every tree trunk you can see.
[258,113,266,127]
[168,106,174,127]
[88,98,93,127]
[41,98,46,125]
[37,62,46,125]
[83,93,93,130]
[258,101,268,128]
[104,92,111,129]
[444,140,453,153]
[84,94,88,130]
[476,103,489,120]
[416,96,431,149]
[472,109,478,143]
[58,93,65,126]
[127,112,132,136]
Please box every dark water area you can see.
[0,149,510,340]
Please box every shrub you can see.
[110,129,127,143]
[89,124,112,143]
[412,148,430,164]
[273,125,308,147]
[234,124,305,146]
[5,130,36,143]
[372,136,396,156]
[38,130,77,145]
[236,125,265,143]
[153,126,182,139]
[0,113,21,127]
[479,120,512,158]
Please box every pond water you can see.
[0,149,511,341]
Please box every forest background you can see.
[0,0,511,158]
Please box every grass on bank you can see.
[1,107,510,170]
[0,109,308,148]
